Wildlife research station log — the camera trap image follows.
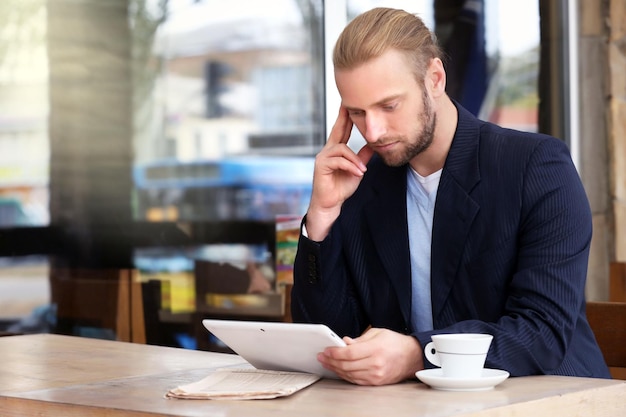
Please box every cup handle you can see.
[424,341,441,367]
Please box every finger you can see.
[350,327,383,342]
[357,144,375,168]
[325,140,369,173]
[324,341,371,363]
[340,108,354,144]
[317,355,353,383]
[331,367,371,385]
[319,347,383,385]
[319,151,367,177]
[327,107,352,145]
[319,350,371,374]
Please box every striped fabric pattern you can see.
[291,103,610,378]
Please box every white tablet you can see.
[202,319,346,379]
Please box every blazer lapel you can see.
[364,166,412,324]
[354,104,482,327]
[431,104,481,320]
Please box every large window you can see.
[0,0,541,233]
[0,0,542,340]
[0,0,49,331]
[129,1,327,340]
[346,0,540,134]
[0,0,49,228]
[132,0,324,224]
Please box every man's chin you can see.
[377,153,410,167]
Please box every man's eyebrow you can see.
[343,94,404,111]
[374,94,403,106]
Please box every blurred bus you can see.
[133,156,314,222]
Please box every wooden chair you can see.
[610,262,626,302]
[586,301,626,379]
[50,268,145,343]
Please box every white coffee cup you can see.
[424,333,493,378]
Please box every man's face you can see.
[335,49,436,167]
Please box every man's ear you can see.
[426,58,446,98]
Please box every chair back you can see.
[610,262,626,301]
[586,301,626,379]
[50,268,144,343]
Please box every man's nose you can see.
[364,113,386,143]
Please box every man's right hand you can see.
[305,107,374,241]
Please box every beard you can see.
[376,89,436,167]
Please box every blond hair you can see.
[333,8,442,83]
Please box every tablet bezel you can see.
[202,319,346,379]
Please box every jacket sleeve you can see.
[290,217,369,338]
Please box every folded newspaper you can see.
[166,368,321,400]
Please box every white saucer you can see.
[415,368,510,391]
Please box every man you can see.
[291,7,610,386]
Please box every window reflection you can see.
[0,0,49,228]
[132,0,324,222]
[0,0,50,331]
[347,0,539,133]
[481,1,540,132]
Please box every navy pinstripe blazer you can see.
[292,103,611,378]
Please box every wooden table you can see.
[1,334,625,417]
